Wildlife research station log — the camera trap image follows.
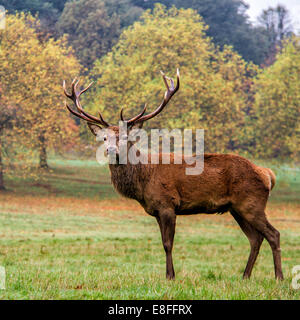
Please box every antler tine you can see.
[98,111,110,127]
[121,104,147,124]
[63,80,72,99]
[132,69,180,124]
[75,80,110,126]
[161,70,170,91]
[71,78,94,99]
[120,108,125,121]
[79,81,93,95]
[65,101,98,123]
[176,68,180,89]
[63,78,110,127]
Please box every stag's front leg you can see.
[156,209,176,280]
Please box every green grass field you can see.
[0,158,299,299]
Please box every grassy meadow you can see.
[0,158,299,299]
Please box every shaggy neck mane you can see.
[109,162,150,201]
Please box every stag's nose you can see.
[107,146,117,154]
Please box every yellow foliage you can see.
[253,37,300,160]
[0,13,82,175]
[88,4,257,153]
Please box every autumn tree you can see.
[87,4,257,153]
[258,5,293,45]
[103,0,143,29]
[56,0,121,69]
[4,0,280,66]
[132,0,270,65]
[252,38,300,160]
[0,85,12,189]
[258,4,293,65]
[0,13,38,189]
[0,0,69,34]
[0,13,81,173]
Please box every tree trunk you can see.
[0,137,5,190]
[39,134,48,169]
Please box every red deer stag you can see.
[63,70,283,280]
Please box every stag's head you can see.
[63,69,180,158]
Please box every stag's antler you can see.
[120,69,180,125]
[63,78,110,127]
[64,69,179,127]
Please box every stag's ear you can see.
[88,123,102,136]
[129,122,144,130]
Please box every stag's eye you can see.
[103,137,107,141]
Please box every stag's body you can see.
[64,70,283,281]
[110,153,274,217]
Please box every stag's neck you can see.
[109,162,150,201]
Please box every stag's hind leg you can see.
[236,206,284,280]
[156,209,176,280]
[251,216,283,280]
[231,210,264,279]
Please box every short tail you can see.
[265,168,276,191]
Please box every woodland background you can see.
[0,0,299,189]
